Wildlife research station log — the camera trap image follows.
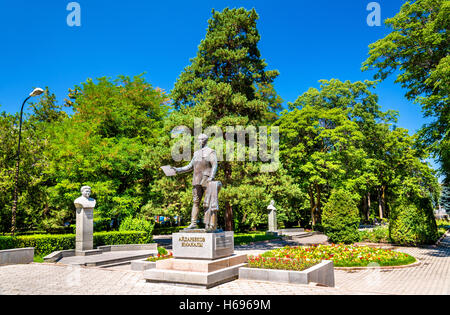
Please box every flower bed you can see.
[146,251,173,262]
[247,255,320,271]
[261,244,416,267]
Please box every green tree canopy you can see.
[277,79,439,226]
[362,0,449,181]
[41,75,169,228]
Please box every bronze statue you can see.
[165,134,221,231]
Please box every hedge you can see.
[0,231,149,257]
[234,232,280,245]
[153,226,188,235]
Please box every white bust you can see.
[74,186,96,209]
[267,200,276,211]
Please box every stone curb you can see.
[354,242,395,248]
[239,260,335,287]
[130,258,156,271]
[334,259,421,271]
[0,247,34,265]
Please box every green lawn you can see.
[234,232,281,245]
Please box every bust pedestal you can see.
[74,196,96,255]
[268,208,277,232]
[267,201,278,233]
[75,207,94,253]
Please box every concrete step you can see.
[57,250,157,267]
[278,228,305,234]
[282,232,315,240]
[98,261,131,268]
[86,252,153,267]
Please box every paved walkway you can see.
[0,234,449,295]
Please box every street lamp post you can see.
[11,88,44,235]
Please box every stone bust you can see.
[268,200,276,211]
[74,186,96,209]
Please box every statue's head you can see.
[197,134,209,148]
[81,186,91,198]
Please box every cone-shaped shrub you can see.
[322,189,360,244]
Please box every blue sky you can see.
[0,1,437,170]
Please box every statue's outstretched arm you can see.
[174,157,194,174]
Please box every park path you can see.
[0,233,448,295]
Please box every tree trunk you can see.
[362,194,368,222]
[309,187,316,226]
[224,162,233,231]
[309,183,321,227]
[225,201,233,231]
[378,187,385,220]
[315,183,321,225]
[367,192,371,221]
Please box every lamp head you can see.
[29,88,44,97]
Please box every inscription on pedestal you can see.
[173,231,234,260]
[179,236,206,248]
[216,236,233,250]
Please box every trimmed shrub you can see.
[389,197,438,246]
[16,234,75,256]
[359,225,389,243]
[93,231,148,247]
[322,189,361,244]
[0,231,148,256]
[93,217,112,232]
[234,232,280,245]
[119,216,154,243]
[0,235,18,250]
[153,225,188,235]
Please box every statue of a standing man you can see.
[168,134,219,230]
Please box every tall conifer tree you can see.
[170,8,284,230]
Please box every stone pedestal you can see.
[144,231,247,288]
[75,207,94,254]
[172,231,234,260]
[268,208,277,232]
